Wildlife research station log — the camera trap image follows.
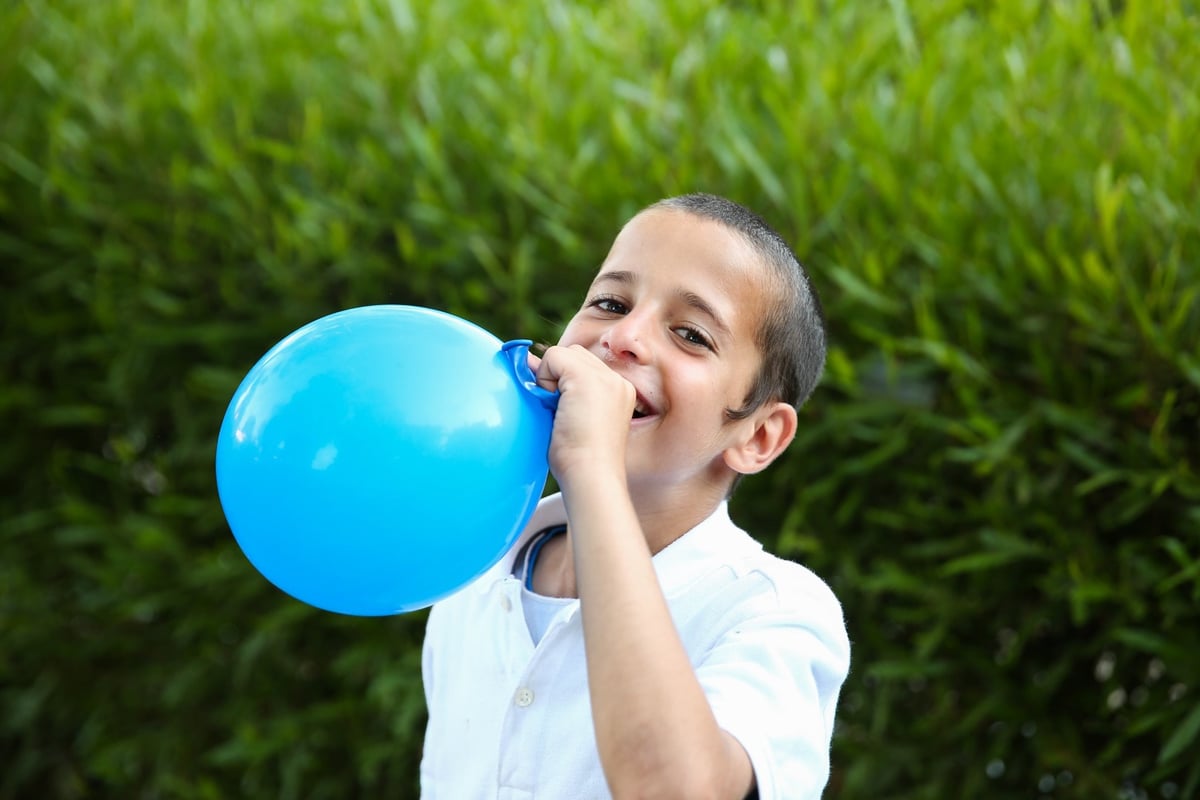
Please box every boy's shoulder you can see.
[658,515,850,670]
[660,506,845,621]
[737,544,848,649]
[724,528,843,620]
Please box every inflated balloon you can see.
[215,305,558,616]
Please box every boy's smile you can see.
[557,208,771,493]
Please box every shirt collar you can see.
[650,499,764,596]
[474,493,761,595]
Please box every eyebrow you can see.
[592,270,733,339]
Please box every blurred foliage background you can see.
[2,0,1198,797]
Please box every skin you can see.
[528,208,799,800]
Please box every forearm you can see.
[563,474,752,800]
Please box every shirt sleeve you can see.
[695,572,850,800]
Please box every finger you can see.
[533,345,565,392]
[525,350,542,374]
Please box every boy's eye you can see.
[674,326,713,350]
[590,296,628,315]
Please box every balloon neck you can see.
[501,340,559,411]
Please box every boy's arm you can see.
[565,474,755,800]
[535,344,754,800]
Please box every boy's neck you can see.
[627,480,730,554]
[533,479,729,600]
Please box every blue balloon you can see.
[215,305,558,616]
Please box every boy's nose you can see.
[601,313,651,363]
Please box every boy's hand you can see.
[528,345,634,486]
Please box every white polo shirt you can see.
[420,493,850,800]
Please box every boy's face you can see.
[557,208,770,491]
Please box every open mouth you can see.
[632,397,653,420]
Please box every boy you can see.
[420,194,849,799]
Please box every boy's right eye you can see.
[590,296,628,315]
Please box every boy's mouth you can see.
[631,395,655,420]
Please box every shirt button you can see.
[514,688,535,707]
[499,594,512,612]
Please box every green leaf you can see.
[1159,703,1200,765]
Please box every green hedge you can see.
[2,1,1198,797]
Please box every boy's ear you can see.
[722,401,798,476]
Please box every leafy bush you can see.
[2,1,1197,798]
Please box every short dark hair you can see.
[648,193,826,420]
